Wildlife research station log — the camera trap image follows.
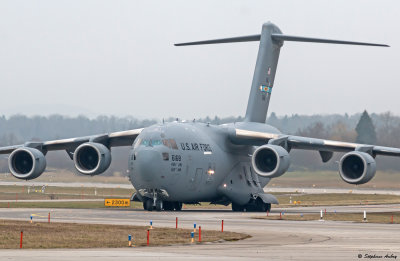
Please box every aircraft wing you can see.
[0,128,143,155]
[230,128,400,160]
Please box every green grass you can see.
[0,185,134,201]
[0,220,249,249]
[269,170,400,189]
[2,168,400,193]
[0,201,136,209]
[0,168,131,184]
[254,212,400,224]
[2,169,400,189]
[275,193,400,207]
[2,188,400,209]
[0,201,229,209]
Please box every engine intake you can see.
[339,151,376,184]
[251,145,290,178]
[8,147,46,180]
[73,142,111,175]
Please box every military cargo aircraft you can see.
[0,22,396,211]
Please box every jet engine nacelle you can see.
[251,144,290,178]
[73,142,111,175]
[8,147,46,180]
[339,151,376,184]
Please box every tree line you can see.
[1,111,400,173]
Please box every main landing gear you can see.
[232,198,271,212]
[142,198,182,211]
[163,201,182,211]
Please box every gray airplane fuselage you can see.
[128,121,280,203]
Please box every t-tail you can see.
[175,22,389,123]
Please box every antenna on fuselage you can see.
[175,22,389,123]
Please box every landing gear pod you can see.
[73,142,111,175]
[339,151,376,184]
[8,147,46,180]
[251,144,290,178]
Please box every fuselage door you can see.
[190,168,203,190]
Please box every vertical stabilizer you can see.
[175,23,388,123]
[244,22,283,123]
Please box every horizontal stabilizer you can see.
[175,22,389,124]
[271,34,389,47]
[175,34,389,47]
[174,34,260,46]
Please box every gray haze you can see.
[0,0,399,119]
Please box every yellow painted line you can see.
[31,213,49,218]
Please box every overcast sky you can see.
[0,0,399,120]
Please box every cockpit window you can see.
[162,139,169,147]
[141,139,151,146]
[152,140,162,146]
[162,139,179,150]
[169,139,178,150]
[139,138,178,150]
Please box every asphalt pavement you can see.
[0,206,399,261]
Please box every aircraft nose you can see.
[136,149,162,182]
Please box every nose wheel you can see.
[142,199,182,211]
[155,200,163,211]
[143,198,163,211]
[143,198,153,211]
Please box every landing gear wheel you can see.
[155,200,163,211]
[256,198,267,212]
[143,198,153,211]
[174,202,182,211]
[163,201,174,211]
[232,203,244,212]
[266,203,271,212]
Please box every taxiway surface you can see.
[1,206,400,261]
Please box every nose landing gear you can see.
[155,200,163,211]
[143,197,163,211]
[143,198,153,211]
[141,189,182,211]
[142,199,182,211]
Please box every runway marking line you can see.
[31,213,50,218]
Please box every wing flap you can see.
[43,137,92,151]
[0,128,143,155]
[232,128,400,157]
[0,145,23,155]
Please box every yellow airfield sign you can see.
[104,198,130,207]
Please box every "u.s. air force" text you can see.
[180,142,212,152]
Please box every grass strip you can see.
[0,220,249,249]
[254,212,400,224]
[276,193,400,207]
[0,201,145,209]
